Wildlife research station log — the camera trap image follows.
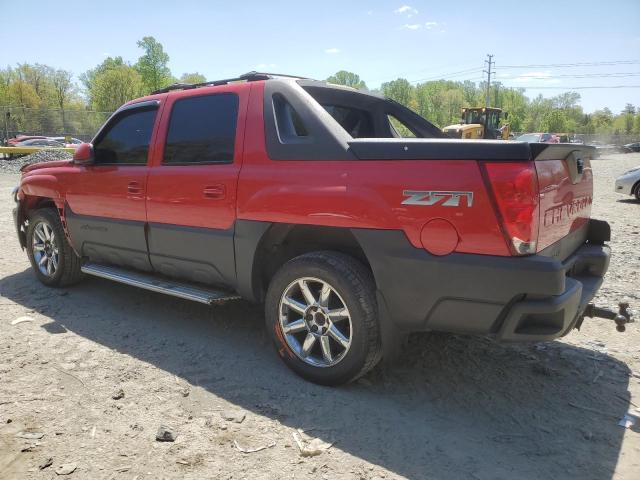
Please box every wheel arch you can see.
[234,221,374,303]
[15,194,61,249]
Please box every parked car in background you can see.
[615,165,640,200]
[16,138,65,148]
[515,133,559,143]
[50,136,83,147]
[7,135,47,146]
[623,142,640,153]
[7,135,82,148]
[4,138,66,159]
[589,141,624,155]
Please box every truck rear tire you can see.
[265,251,382,385]
[26,208,83,287]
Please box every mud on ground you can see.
[0,154,639,479]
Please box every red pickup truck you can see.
[12,72,617,385]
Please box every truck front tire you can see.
[265,251,382,385]
[26,208,83,287]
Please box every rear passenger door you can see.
[145,87,247,288]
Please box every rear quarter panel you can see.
[344,160,509,255]
[237,83,509,255]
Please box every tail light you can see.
[481,162,539,256]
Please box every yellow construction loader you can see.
[443,107,510,140]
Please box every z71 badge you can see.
[401,190,474,207]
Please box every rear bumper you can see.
[496,243,609,341]
[352,219,611,342]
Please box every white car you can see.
[615,166,640,200]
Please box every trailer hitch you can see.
[584,302,633,332]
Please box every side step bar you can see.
[81,263,240,305]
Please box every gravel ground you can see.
[0,154,639,480]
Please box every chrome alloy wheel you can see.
[278,277,353,367]
[32,220,59,277]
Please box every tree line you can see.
[1,37,639,138]
[0,37,206,137]
[328,71,640,136]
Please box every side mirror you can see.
[504,112,509,119]
[73,143,94,165]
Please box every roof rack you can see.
[150,71,309,95]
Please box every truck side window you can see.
[93,109,157,165]
[273,93,308,140]
[163,93,239,164]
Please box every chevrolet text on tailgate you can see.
[11,72,632,385]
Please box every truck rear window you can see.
[321,105,374,138]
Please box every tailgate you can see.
[533,144,595,255]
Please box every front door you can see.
[64,101,160,271]
[145,88,246,287]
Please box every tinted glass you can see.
[94,109,157,165]
[321,104,374,138]
[164,94,238,164]
[273,93,308,140]
[486,112,499,130]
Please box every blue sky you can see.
[1,0,639,113]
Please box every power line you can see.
[498,60,640,69]
[374,64,483,86]
[494,72,640,79]
[498,85,640,90]
[408,67,483,84]
[378,59,640,88]
[408,69,640,85]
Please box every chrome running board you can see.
[81,263,240,305]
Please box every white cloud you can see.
[325,48,341,54]
[256,63,277,70]
[102,52,110,56]
[366,10,373,15]
[401,21,442,32]
[394,5,418,17]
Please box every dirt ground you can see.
[0,154,639,480]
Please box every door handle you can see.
[203,185,226,199]
[128,181,143,195]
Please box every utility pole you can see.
[483,54,494,108]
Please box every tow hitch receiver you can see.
[584,302,634,332]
